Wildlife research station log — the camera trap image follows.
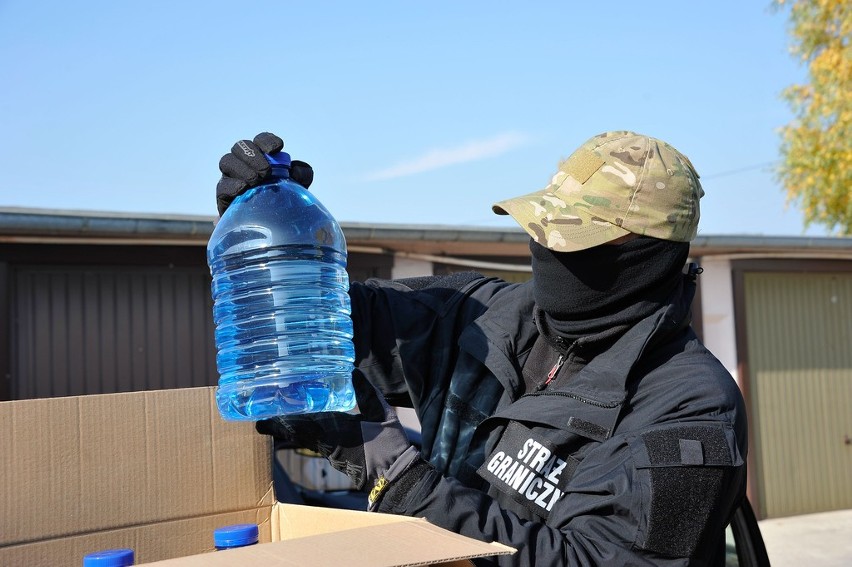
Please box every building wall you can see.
[391,257,432,279]
[698,256,739,383]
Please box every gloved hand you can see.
[256,371,422,501]
[216,132,315,216]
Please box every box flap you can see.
[1,387,272,550]
[141,511,514,566]
[272,502,420,539]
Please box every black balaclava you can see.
[530,236,690,345]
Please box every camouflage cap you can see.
[493,131,703,252]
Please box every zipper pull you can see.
[537,354,565,391]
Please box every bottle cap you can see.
[214,523,260,549]
[82,548,135,566]
[265,151,292,167]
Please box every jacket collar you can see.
[461,275,696,404]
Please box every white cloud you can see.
[364,132,531,181]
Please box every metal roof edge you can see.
[0,207,215,241]
[1,207,850,253]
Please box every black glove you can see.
[255,371,415,493]
[216,132,315,216]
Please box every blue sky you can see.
[0,1,828,236]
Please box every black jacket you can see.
[349,272,747,566]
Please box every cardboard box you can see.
[1,387,513,566]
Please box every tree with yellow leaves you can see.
[776,0,852,234]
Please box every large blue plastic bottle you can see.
[207,150,356,421]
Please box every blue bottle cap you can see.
[82,548,135,566]
[265,151,292,167]
[214,523,259,549]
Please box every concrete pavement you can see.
[758,508,852,567]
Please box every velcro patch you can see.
[679,438,704,465]
[645,467,726,557]
[561,149,605,184]
[566,416,610,442]
[477,422,577,519]
[643,425,732,466]
[635,424,737,557]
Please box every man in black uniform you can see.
[216,130,747,566]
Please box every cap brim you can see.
[493,190,630,252]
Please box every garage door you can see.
[12,266,217,399]
[744,271,852,518]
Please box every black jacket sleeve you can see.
[348,272,498,408]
